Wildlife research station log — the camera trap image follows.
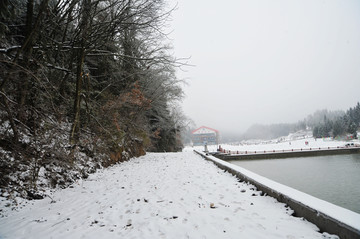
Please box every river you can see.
[229,153,360,214]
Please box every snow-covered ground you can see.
[0,152,339,239]
[185,136,360,153]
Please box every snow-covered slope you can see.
[0,152,338,239]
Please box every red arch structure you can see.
[191,126,220,146]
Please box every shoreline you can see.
[212,146,360,160]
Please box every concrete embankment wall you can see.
[215,147,360,160]
[194,150,360,239]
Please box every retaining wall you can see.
[214,147,360,160]
[194,150,360,239]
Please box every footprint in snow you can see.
[126,219,132,226]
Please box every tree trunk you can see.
[70,0,91,144]
[17,0,34,122]
[70,48,85,144]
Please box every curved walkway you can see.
[0,152,339,238]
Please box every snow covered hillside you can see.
[0,152,338,239]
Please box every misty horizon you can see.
[169,0,360,135]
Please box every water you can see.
[229,154,360,214]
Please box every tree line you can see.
[0,0,187,197]
[225,104,359,142]
[312,103,360,139]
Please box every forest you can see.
[224,103,360,142]
[312,103,360,139]
[0,0,187,199]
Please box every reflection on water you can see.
[229,154,360,213]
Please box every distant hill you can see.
[241,123,300,140]
[220,109,348,142]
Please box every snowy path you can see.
[0,152,338,239]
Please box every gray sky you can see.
[168,0,360,134]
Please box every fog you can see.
[169,0,360,135]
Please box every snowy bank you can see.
[185,137,360,153]
[195,150,360,239]
[0,152,340,239]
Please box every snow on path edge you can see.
[195,150,360,233]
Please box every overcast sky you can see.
[168,0,360,134]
